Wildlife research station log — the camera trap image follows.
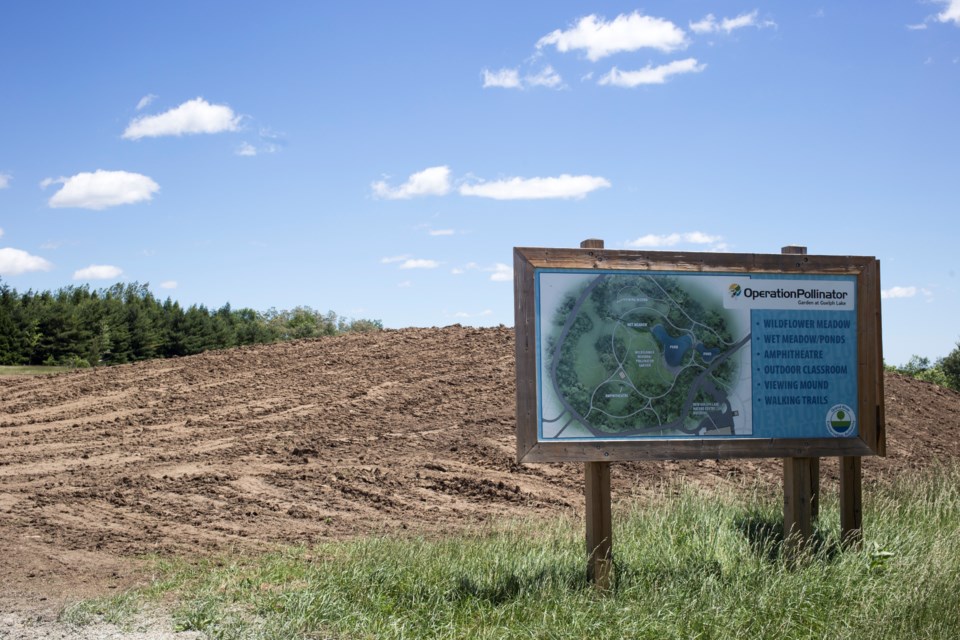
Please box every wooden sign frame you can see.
[513,246,885,464]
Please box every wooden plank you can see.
[840,455,863,548]
[513,249,538,462]
[514,247,876,276]
[783,456,814,555]
[520,437,873,463]
[585,460,613,589]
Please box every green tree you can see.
[940,343,960,391]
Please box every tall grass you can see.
[66,465,960,639]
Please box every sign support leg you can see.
[783,456,814,555]
[585,460,612,589]
[840,456,863,548]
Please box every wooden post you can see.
[840,455,863,547]
[780,245,820,524]
[780,245,818,555]
[585,460,612,588]
[783,456,814,554]
[580,238,613,589]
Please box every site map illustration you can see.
[538,271,753,440]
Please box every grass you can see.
[0,364,75,376]
[63,465,960,639]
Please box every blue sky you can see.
[1,1,958,365]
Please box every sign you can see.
[514,248,884,462]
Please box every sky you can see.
[1,1,958,366]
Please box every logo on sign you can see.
[826,404,856,437]
[729,284,742,298]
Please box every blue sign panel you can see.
[535,270,858,441]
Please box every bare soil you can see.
[2,326,959,618]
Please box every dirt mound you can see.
[2,326,960,611]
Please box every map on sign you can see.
[537,271,753,440]
[536,269,861,441]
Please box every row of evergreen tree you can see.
[0,280,381,367]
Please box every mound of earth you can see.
[2,326,959,614]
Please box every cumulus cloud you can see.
[488,263,513,282]
[881,286,921,300]
[235,142,258,157]
[939,0,960,25]
[626,232,724,249]
[428,229,455,236]
[122,97,241,140]
[482,66,563,90]
[74,264,123,280]
[526,66,564,88]
[459,174,610,200]
[0,248,53,275]
[399,259,440,270]
[483,68,521,89]
[452,309,493,319]
[372,166,451,199]
[0,173,11,189]
[136,94,158,110]
[537,11,687,60]
[598,58,706,87]
[690,10,776,34]
[380,254,411,264]
[41,170,159,210]
[160,280,178,289]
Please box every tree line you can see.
[0,280,381,367]
[886,350,960,392]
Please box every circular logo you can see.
[826,404,856,437]
[729,283,742,298]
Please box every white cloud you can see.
[452,309,493,319]
[41,170,160,210]
[122,97,241,140]
[0,173,11,189]
[136,94,157,111]
[537,11,687,61]
[482,66,563,90]
[372,166,451,199]
[160,280,178,289]
[236,142,258,156]
[938,0,960,25]
[483,68,521,89]
[878,285,934,302]
[460,174,610,200]
[73,264,123,280]
[526,66,563,88]
[398,280,413,288]
[451,267,465,275]
[40,241,61,250]
[0,248,53,276]
[488,263,513,282]
[428,229,455,236]
[0,227,3,238]
[380,254,411,264]
[236,129,286,156]
[399,259,440,269]
[690,10,776,34]
[626,232,724,248]
[907,23,929,30]
[599,58,706,87]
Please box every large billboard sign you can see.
[513,248,884,462]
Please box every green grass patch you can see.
[70,466,960,639]
[0,365,74,376]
